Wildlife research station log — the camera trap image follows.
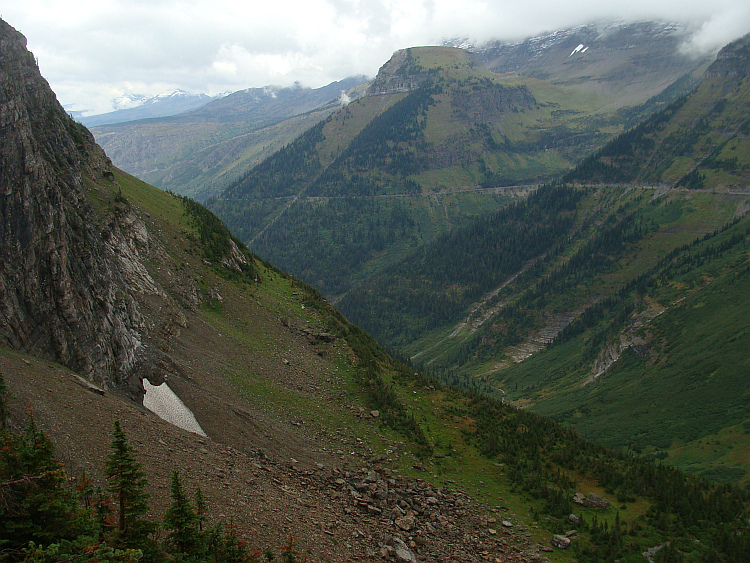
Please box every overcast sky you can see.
[4,0,749,115]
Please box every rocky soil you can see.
[0,17,560,562]
[2,341,552,563]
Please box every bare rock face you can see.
[0,19,179,391]
[705,33,750,79]
[550,534,571,550]
[366,48,436,96]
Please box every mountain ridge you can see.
[78,90,216,127]
[2,17,750,562]
[208,28,706,305]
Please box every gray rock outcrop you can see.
[550,534,571,549]
[0,19,183,392]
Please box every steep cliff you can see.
[704,33,750,79]
[0,20,184,392]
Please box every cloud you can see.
[3,0,749,115]
[680,2,750,55]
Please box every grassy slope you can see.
[327,60,750,485]
[112,167,520,494]
[212,46,655,303]
[499,208,750,483]
[5,165,748,560]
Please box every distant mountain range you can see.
[3,16,750,562]
[90,76,369,200]
[79,89,218,127]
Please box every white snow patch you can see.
[143,379,206,437]
[154,89,189,99]
[112,93,147,110]
[569,43,586,56]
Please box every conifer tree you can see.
[0,370,9,429]
[0,411,91,554]
[103,421,155,549]
[164,470,204,558]
[194,486,207,532]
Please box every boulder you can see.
[395,515,415,531]
[551,534,571,549]
[393,538,417,562]
[584,493,609,509]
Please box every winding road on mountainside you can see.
[248,184,535,253]
[410,257,540,362]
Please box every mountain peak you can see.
[0,18,183,392]
[705,33,750,79]
[366,46,470,95]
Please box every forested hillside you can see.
[337,34,750,484]
[210,42,699,299]
[2,17,750,562]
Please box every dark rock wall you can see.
[705,33,750,79]
[0,19,177,390]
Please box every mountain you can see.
[1,19,521,560]
[338,33,750,482]
[208,25,707,303]
[3,17,750,562]
[90,77,369,200]
[468,21,703,106]
[79,90,216,127]
[564,32,750,188]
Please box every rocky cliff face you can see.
[704,33,750,79]
[0,19,183,392]
[366,48,437,95]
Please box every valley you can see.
[1,15,750,563]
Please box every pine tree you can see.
[0,410,92,554]
[103,421,155,549]
[164,470,204,558]
[194,486,207,532]
[0,370,9,429]
[210,519,249,563]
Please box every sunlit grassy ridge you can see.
[209,45,653,302]
[99,166,750,561]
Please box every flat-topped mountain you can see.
[2,17,750,563]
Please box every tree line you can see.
[0,400,305,562]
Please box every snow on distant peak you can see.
[154,89,189,99]
[112,93,147,111]
[569,44,589,56]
